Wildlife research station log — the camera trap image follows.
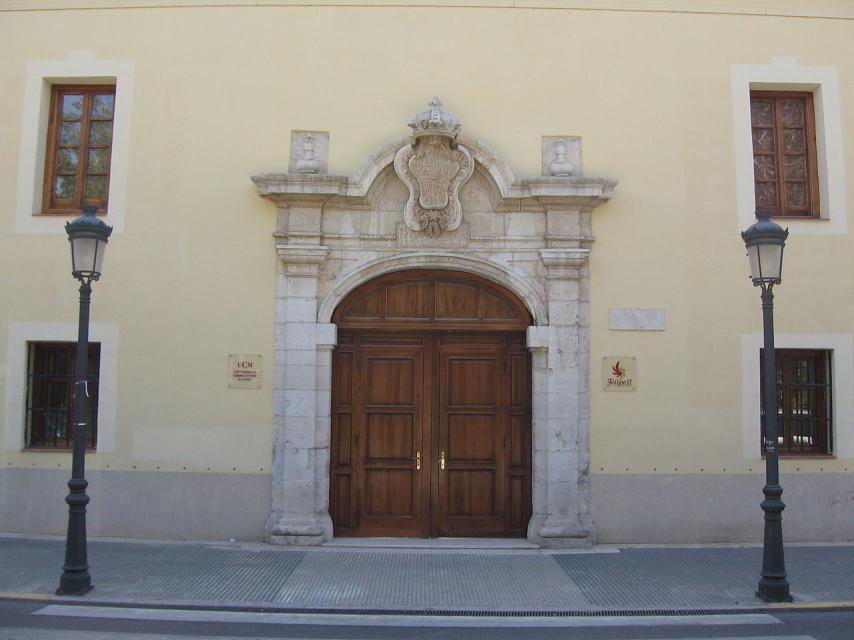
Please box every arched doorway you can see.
[329,269,533,538]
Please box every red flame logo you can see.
[611,361,626,378]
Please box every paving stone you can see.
[553,547,761,608]
[0,538,305,604]
[276,551,592,611]
[2,537,853,612]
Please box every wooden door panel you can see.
[336,413,353,466]
[353,346,428,537]
[365,469,414,516]
[366,413,414,460]
[333,270,531,332]
[447,470,497,516]
[331,328,530,539]
[447,414,496,461]
[483,291,520,321]
[365,358,415,405]
[508,415,525,467]
[437,346,505,536]
[506,336,532,537]
[435,281,479,319]
[447,358,497,407]
[333,473,352,528]
[330,348,356,535]
[508,475,526,531]
[386,281,431,319]
[509,351,527,407]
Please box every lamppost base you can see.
[56,576,93,596]
[756,581,792,603]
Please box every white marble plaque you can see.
[609,307,666,331]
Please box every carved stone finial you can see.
[395,98,474,237]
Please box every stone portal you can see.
[252,98,616,547]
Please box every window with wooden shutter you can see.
[750,91,820,218]
[42,85,116,214]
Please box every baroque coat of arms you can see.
[394,97,474,238]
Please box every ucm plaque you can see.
[229,354,262,389]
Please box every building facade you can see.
[1,1,852,546]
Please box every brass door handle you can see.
[416,451,421,470]
[439,450,446,470]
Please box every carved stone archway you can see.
[252,98,616,547]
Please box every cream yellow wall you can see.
[1,3,851,481]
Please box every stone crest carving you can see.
[394,98,474,237]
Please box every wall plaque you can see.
[609,307,666,331]
[229,354,262,389]
[602,356,637,391]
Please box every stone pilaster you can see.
[526,247,596,548]
[267,240,336,545]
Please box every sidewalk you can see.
[2,535,853,614]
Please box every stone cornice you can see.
[540,248,590,279]
[276,244,329,274]
[251,175,346,206]
[5,2,852,21]
[252,137,616,213]
[540,248,590,267]
[515,177,617,210]
[276,244,329,262]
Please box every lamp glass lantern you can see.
[65,205,112,281]
[741,211,788,287]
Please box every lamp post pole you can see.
[756,284,791,602]
[57,279,94,595]
[57,205,112,596]
[741,210,792,603]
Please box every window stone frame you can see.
[15,51,134,234]
[741,333,854,460]
[731,57,847,235]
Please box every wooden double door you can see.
[330,331,532,538]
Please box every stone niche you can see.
[252,98,617,548]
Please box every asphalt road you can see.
[0,599,852,640]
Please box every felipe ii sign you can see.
[602,357,637,391]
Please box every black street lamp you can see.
[57,205,112,596]
[741,210,792,603]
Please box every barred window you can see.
[761,349,832,455]
[25,342,100,449]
